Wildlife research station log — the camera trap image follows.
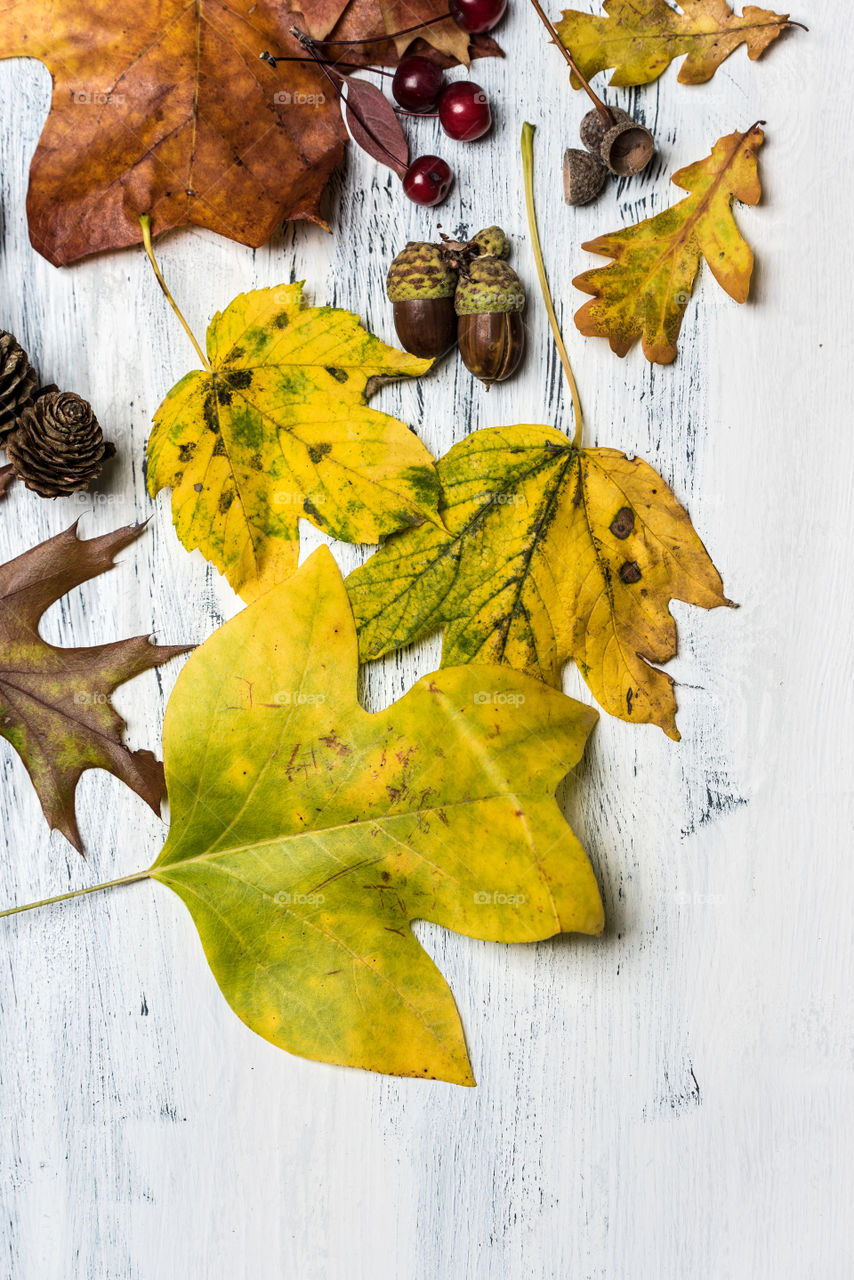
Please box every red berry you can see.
[449,0,507,34]
[392,55,445,112]
[402,156,454,206]
[438,81,492,142]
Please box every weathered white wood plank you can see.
[1,3,852,1276]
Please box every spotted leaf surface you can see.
[151,547,602,1083]
[347,426,732,740]
[573,126,764,364]
[148,284,438,602]
[556,0,793,88]
[0,523,190,852]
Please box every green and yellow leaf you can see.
[150,546,602,1084]
[574,125,764,364]
[347,426,732,740]
[556,0,794,88]
[147,283,438,601]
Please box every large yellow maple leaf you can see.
[347,425,732,741]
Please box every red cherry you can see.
[402,156,454,206]
[438,81,492,142]
[392,55,445,112]
[449,0,507,34]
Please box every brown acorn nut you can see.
[386,241,458,359]
[563,148,607,206]
[455,256,525,388]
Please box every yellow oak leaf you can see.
[556,0,795,87]
[151,546,602,1083]
[347,425,733,740]
[147,283,438,602]
[573,125,764,365]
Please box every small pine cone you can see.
[6,390,115,498]
[0,331,38,443]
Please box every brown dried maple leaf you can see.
[0,522,190,852]
[0,0,496,265]
[0,6,347,265]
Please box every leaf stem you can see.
[521,122,583,448]
[139,215,211,372]
[527,0,614,124]
[0,869,152,921]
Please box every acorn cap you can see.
[563,149,608,206]
[469,226,510,259]
[455,256,525,316]
[386,242,457,302]
[579,106,632,157]
[600,119,655,177]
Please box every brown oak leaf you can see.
[0,522,190,852]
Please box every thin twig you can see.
[527,0,614,124]
[261,53,394,75]
[310,13,452,46]
[290,28,408,176]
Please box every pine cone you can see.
[6,391,116,498]
[0,331,38,444]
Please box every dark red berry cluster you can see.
[395,62,494,205]
[390,0,505,203]
[264,0,507,209]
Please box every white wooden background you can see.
[1,4,852,1276]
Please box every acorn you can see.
[469,225,510,259]
[579,105,632,157]
[600,118,655,177]
[563,148,608,206]
[579,105,654,178]
[386,241,458,359]
[455,256,525,388]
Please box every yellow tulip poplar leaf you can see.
[556,0,794,88]
[150,547,602,1083]
[574,125,764,365]
[147,284,438,602]
[347,426,733,740]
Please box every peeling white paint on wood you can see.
[0,5,852,1277]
